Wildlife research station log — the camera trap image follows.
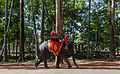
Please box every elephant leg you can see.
[72,55,79,68]
[55,55,61,68]
[60,58,64,64]
[62,55,72,68]
[54,56,63,66]
[44,59,49,69]
[35,59,42,68]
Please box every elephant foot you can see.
[77,66,79,68]
[35,63,38,68]
[68,65,72,68]
[44,67,49,69]
[56,66,60,68]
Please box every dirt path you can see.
[0,61,120,69]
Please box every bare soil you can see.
[0,60,120,69]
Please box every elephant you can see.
[62,41,79,68]
[35,40,72,68]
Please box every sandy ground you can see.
[0,61,120,70]
[0,61,120,74]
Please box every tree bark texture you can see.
[54,0,63,66]
[1,0,14,60]
[30,0,39,59]
[3,0,8,62]
[16,24,19,60]
[110,0,115,58]
[73,0,75,41]
[19,0,24,61]
[60,0,63,38]
[54,0,56,25]
[88,0,91,58]
[44,1,50,29]
[40,0,45,43]
[56,0,63,38]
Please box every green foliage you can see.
[0,0,120,61]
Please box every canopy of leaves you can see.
[0,0,120,52]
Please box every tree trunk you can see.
[56,0,62,38]
[13,44,15,57]
[15,42,18,60]
[54,0,63,66]
[16,24,18,61]
[8,37,10,59]
[44,1,50,28]
[73,0,75,41]
[110,0,115,59]
[1,0,14,58]
[19,0,24,61]
[88,0,91,58]
[8,0,14,29]
[108,0,111,58]
[3,0,14,59]
[30,0,39,59]
[40,0,45,43]
[60,0,63,37]
[3,0,8,62]
[96,29,99,51]
[54,0,56,25]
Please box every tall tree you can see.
[55,0,63,66]
[88,0,91,58]
[40,0,45,43]
[73,0,75,41]
[60,0,63,36]
[110,0,115,59]
[8,0,14,60]
[108,0,111,58]
[54,0,56,25]
[19,0,24,61]
[16,24,18,61]
[1,0,14,61]
[56,0,62,38]
[3,0,8,62]
[30,0,39,59]
[44,0,50,28]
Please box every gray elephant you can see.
[62,41,79,68]
[35,40,72,68]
